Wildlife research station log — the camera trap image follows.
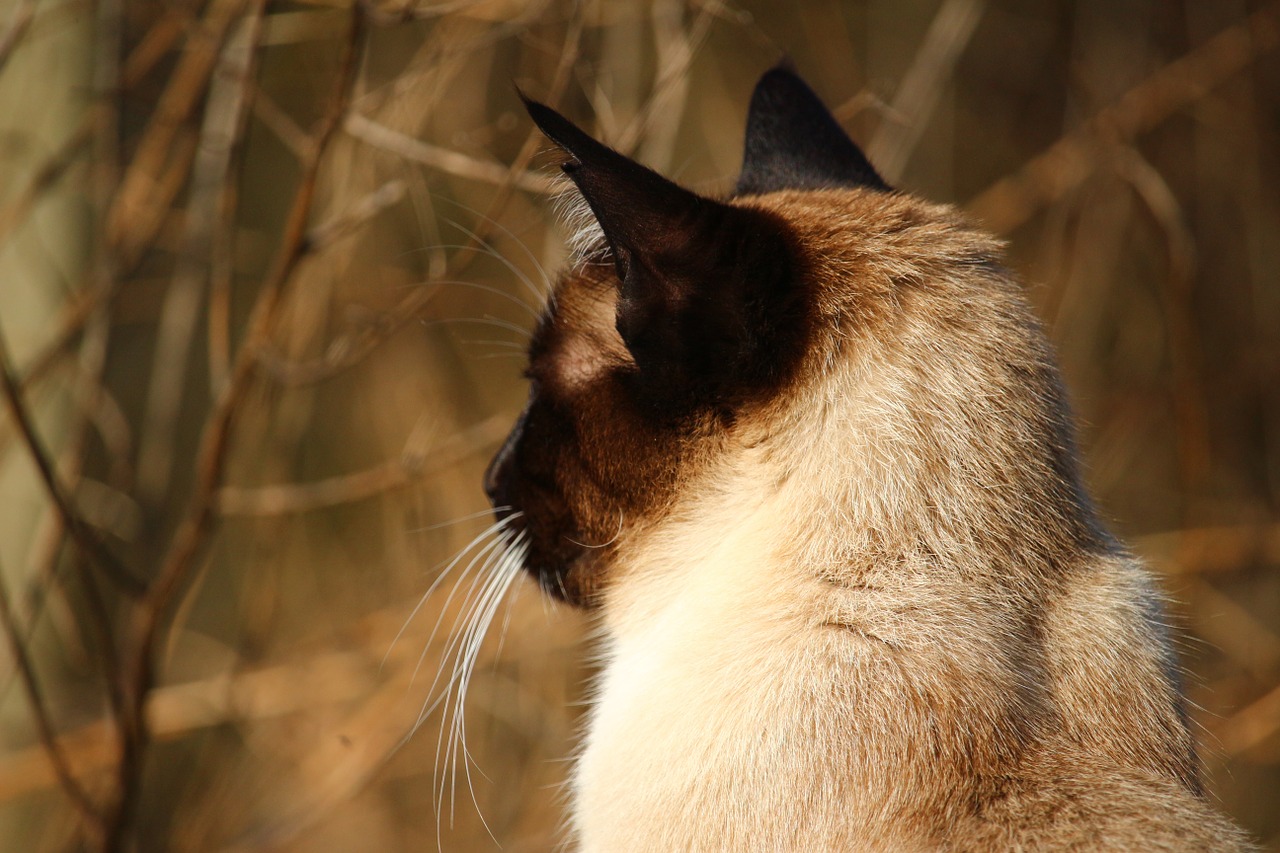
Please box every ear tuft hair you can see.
[521,95,802,410]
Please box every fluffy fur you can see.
[483,71,1252,851]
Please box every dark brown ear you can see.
[522,96,802,413]
[736,65,888,196]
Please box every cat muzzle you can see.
[483,405,528,518]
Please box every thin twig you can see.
[256,12,583,388]
[1135,522,1280,576]
[0,558,104,840]
[106,0,251,260]
[250,84,311,159]
[967,2,1280,233]
[0,2,200,258]
[215,414,507,515]
[138,1,269,503]
[0,333,145,596]
[344,112,556,193]
[1216,678,1280,757]
[0,0,37,76]
[104,9,368,849]
[209,1,271,398]
[866,0,986,183]
[1111,145,1212,502]
[305,177,408,251]
[614,0,715,157]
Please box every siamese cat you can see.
[480,66,1251,851]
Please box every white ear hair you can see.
[551,179,609,267]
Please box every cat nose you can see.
[483,407,528,511]
[482,445,512,509]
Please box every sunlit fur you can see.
[474,71,1255,847]
[499,185,1250,851]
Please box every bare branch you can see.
[0,333,146,596]
[0,0,37,77]
[967,2,1280,233]
[138,2,269,504]
[867,0,986,183]
[103,8,368,848]
[215,414,507,515]
[344,113,556,194]
[305,177,407,251]
[0,558,104,839]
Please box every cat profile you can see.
[481,66,1251,851]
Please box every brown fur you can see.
[484,76,1252,851]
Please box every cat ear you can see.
[522,96,799,409]
[521,95,716,283]
[735,65,889,195]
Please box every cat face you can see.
[483,68,902,606]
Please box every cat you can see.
[480,65,1251,852]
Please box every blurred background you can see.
[0,0,1277,849]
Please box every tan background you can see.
[0,0,1277,849]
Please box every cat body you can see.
[482,68,1250,851]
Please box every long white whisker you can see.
[566,509,625,548]
[441,278,541,320]
[414,515,526,724]
[446,532,527,837]
[436,198,555,300]
[433,532,524,829]
[413,532,512,694]
[396,271,542,320]
[462,338,527,350]
[386,513,515,669]
[414,506,509,533]
[441,215,549,306]
[420,316,533,341]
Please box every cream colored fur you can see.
[563,189,1249,851]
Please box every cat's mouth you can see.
[483,439,594,606]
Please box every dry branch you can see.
[966,2,1280,233]
[104,9,368,848]
[0,334,145,595]
[257,12,584,389]
[106,0,251,259]
[0,0,37,77]
[214,414,507,516]
[344,113,556,193]
[1136,523,1280,577]
[0,559,104,839]
[138,1,269,504]
[867,0,986,183]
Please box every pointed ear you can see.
[735,65,889,196]
[522,96,802,410]
[521,95,715,281]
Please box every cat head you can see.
[483,67,1084,606]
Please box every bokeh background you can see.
[0,0,1277,849]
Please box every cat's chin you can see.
[526,553,596,608]
[496,509,596,607]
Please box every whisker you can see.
[436,197,556,300]
[472,351,531,362]
[436,532,526,837]
[385,513,515,669]
[421,315,533,341]
[441,214,551,306]
[413,533,512,694]
[566,509,625,549]
[444,570,511,821]
[414,506,505,533]
[421,275,542,320]
[461,338,527,350]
